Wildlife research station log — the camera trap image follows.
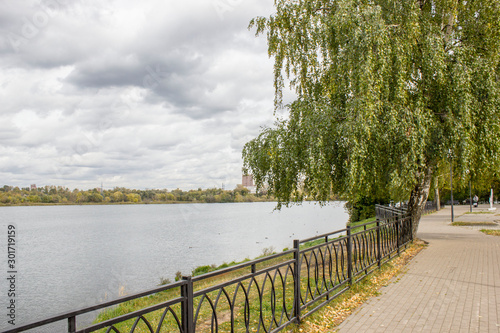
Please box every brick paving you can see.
[336,204,500,332]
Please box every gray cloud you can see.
[0,0,279,190]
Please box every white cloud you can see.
[0,0,279,190]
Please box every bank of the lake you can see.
[0,199,274,207]
[0,185,281,206]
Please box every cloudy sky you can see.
[0,0,292,191]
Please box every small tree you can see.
[243,0,500,231]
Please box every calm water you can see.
[0,202,348,331]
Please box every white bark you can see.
[407,167,433,236]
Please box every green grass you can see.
[301,237,337,249]
[92,249,293,332]
[480,229,500,236]
[452,221,498,226]
[300,216,378,250]
[93,289,183,332]
[347,216,377,233]
[348,216,377,226]
[464,211,495,215]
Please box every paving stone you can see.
[336,204,500,333]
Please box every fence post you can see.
[376,219,381,268]
[395,215,400,255]
[181,276,194,333]
[293,239,301,324]
[323,235,330,301]
[347,226,352,285]
[68,316,76,333]
[409,214,414,242]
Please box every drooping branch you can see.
[244,0,500,225]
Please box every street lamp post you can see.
[450,162,454,222]
[469,179,472,213]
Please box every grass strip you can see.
[347,216,377,234]
[464,211,495,215]
[452,221,498,226]
[480,229,500,236]
[92,248,292,332]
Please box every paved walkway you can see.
[336,204,500,332]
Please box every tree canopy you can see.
[243,0,500,226]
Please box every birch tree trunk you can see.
[407,167,433,236]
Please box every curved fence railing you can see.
[189,250,297,333]
[4,203,434,333]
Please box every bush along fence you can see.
[4,203,436,333]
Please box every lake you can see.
[0,202,348,331]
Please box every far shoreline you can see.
[0,199,281,208]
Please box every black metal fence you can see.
[422,201,438,214]
[4,205,422,333]
[374,204,406,220]
[376,201,438,219]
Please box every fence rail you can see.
[4,203,431,333]
[375,201,437,219]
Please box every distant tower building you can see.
[242,175,256,193]
[30,184,37,190]
[242,175,254,187]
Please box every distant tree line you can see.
[0,185,273,205]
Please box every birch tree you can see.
[243,0,500,230]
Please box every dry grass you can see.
[288,240,427,333]
[452,221,498,226]
[480,229,500,236]
[464,211,495,215]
